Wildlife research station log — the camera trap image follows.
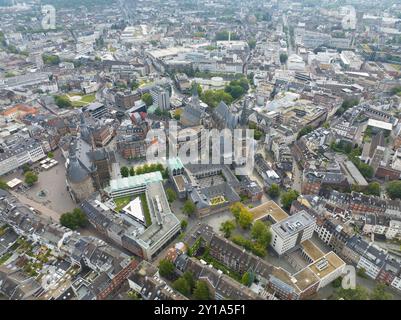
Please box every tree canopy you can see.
[60,208,88,230]
[141,93,153,106]
[230,203,253,229]
[0,179,8,190]
[42,54,60,65]
[158,259,175,278]
[241,272,253,287]
[193,280,211,300]
[297,125,313,140]
[120,166,129,177]
[279,53,288,64]
[54,95,72,108]
[220,220,236,238]
[268,183,280,198]
[251,221,272,247]
[180,219,188,230]
[24,171,38,186]
[201,89,233,108]
[183,200,196,215]
[280,189,299,210]
[386,181,401,199]
[173,277,191,296]
[166,188,177,203]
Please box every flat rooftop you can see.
[291,267,320,292]
[136,182,180,249]
[250,200,288,222]
[271,210,315,239]
[107,171,163,194]
[301,239,325,262]
[367,118,393,131]
[173,175,186,192]
[308,252,345,280]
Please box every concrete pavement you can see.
[10,190,60,223]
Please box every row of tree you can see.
[120,163,168,179]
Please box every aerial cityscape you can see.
[1,0,401,302]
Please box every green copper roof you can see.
[167,157,184,171]
[106,171,163,193]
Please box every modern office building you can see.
[105,171,163,198]
[82,181,180,260]
[271,210,316,256]
[83,102,107,119]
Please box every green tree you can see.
[268,183,280,198]
[332,277,343,288]
[220,220,236,238]
[254,130,263,140]
[131,80,139,90]
[141,93,153,106]
[24,171,38,186]
[183,200,196,215]
[0,179,8,190]
[334,285,370,300]
[241,272,252,286]
[251,221,272,246]
[180,219,188,230]
[193,280,210,300]
[120,166,129,178]
[129,167,135,176]
[386,181,401,199]
[238,208,253,229]
[227,85,245,99]
[201,89,233,108]
[54,95,72,108]
[366,182,380,196]
[279,53,288,64]
[42,54,60,65]
[230,202,245,220]
[166,188,177,203]
[370,283,393,300]
[47,152,54,158]
[297,125,313,140]
[59,208,88,230]
[158,259,175,278]
[391,86,401,95]
[335,98,359,116]
[22,163,31,173]
[183,271,195,292]
[280,189,299,210]
[191,82,202,96]
[248,39,256,49]
[173,277,191,296]
[357,267,368,278]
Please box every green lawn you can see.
[140,193,152,227]
[114,196,131,212]
[64,93,96,107]
[81,94,96,103]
